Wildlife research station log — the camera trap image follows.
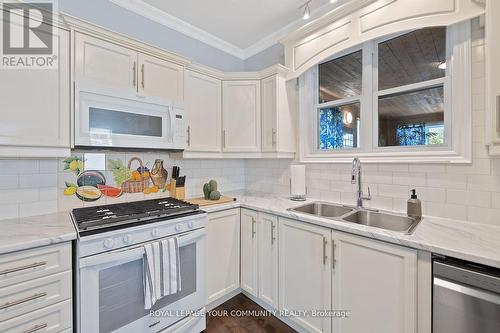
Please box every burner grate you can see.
[71,197,199,232]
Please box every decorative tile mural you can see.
[62,154,170,203]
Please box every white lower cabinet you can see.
[240,209,259,296]
[206,209,240,304]
[279,217,332,333]
[241,209,280,309]
[257,213,279,309]
[331,231,418,333]
[206,210,420,333]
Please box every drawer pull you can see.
[0,292,47,310]
[0,261,47,275]
[21,323,47,333]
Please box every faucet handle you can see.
[363,186,372,200]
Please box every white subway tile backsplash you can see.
[19,200,58,218]
[393,172,426,186]
[19,174,57,188]
[446,189,491,208]
[0,175,19,190]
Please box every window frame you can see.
[300,20,472,164]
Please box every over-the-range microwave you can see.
[74,82,186,150]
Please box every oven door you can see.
[75,82,181,150]
[78,228,206,333]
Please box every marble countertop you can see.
[202,192,500,269]
[0,212,77,255]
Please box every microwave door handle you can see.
[168,106,175,142]
[434,277,500,305]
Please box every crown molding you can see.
[109,0,343,60]
[109,0,245,59]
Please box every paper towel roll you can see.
[290,164,306,198]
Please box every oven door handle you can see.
[80,228,205,268]
[434,277,500,305]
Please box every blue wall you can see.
[59,0,245,71]
[244,43,285,71]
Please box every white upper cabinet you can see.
[138,53,184,103]
[74,32,137,92]
[185,70,222,152]
[261,74,296,153]
[240,209,259,297]
[331,231,417,333]
[486,0,500,154]
[279,217,332,333]
[222,80,261,152]
[206,209,240,305]
[0,24,70,157]
[74,32,184,103]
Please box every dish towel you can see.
[161,237,182,297]
[143,237,182,309]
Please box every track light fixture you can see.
[300,1,312,20]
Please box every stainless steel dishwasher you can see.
[433,255,500,333]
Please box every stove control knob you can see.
[187,222,194,229]
[175,223,183,231]
[123,234,133,244]
[151,228,159,237]
[103,238,115,249]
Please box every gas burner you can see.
[71,197,200,236]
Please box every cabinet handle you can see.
[272,128,277,148]
[187,126,191,146]
[223,130,227,149]
[141,63,145,89]
[0,261,46,275]
[21,323,47,333]
[251,217,256,238]
[323,237,328,265]
[132,61,137,87]
[332,240,336,270]
[271,222,276,244]
[0,292,47,310]
[497,95,500,132]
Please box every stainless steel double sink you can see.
[289,201,421,234]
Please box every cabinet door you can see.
[185,70,222,152]
[0,25,70,150]
[279,217,332,333]
[258,213,279,309]
[240,209,259,296]
[206,209,240,304]
[222,81,261,152]
[74,32,137,91]
[332,232,417,333]
[138,53,184,103]
[261,76,278,152]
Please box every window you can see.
[317,50,362,151]
[303,21,472,163]
[377,28,446,147]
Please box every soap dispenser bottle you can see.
[407,189,422,220]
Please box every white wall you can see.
[59,0,245,72]
[244,43,285,71]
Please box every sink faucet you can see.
[351,157,371,208]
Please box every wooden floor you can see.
[205,294,297,333]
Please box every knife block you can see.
[166,179,185,199]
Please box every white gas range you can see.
[71,198,207,333]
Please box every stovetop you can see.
[72,197,200,236]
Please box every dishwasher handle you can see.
[433,260,500,295]
[434,277,500,305]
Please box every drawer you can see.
[0,244,71,288]
[0,299,72,333]
[0,271,71,322]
